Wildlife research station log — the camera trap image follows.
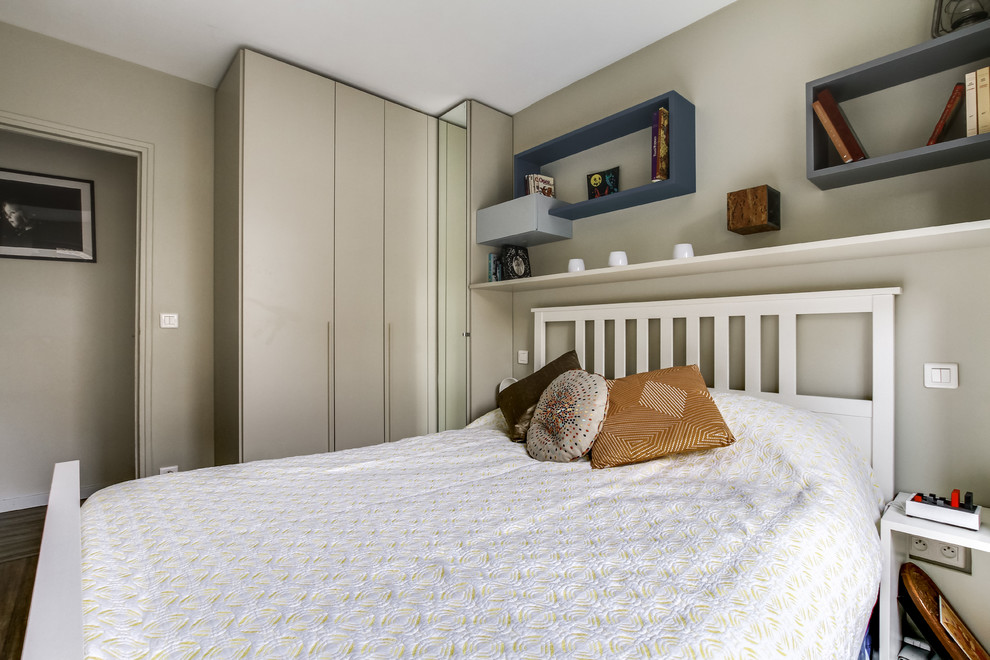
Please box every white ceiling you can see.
[0,0,737,116]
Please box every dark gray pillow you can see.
[495,350,582,441]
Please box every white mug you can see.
[608,251,628,267]
[567,258,586,272]
[672,243,694,259]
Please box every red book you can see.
[813,88,866,163]
[927,82,966,146]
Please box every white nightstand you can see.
[880,492,990,660]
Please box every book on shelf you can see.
[812,88,867,163]
[927,82,965,146]
[524,174,555,197]
[487,253,498,282]
[966,70,978,137]
[978,66,990,135]
[651,108,669,182]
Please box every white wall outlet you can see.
[517,350,529,365]
[159,465,178,474]
[908,534,971,573]
[923,362,958,389]
[160,313,179,329]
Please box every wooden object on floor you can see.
[0,556,38,660]
[727,184,781,235]
[899,561,990,660]
[0,506,45,660]
[0,506,45,563]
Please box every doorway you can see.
[0,127,140,509]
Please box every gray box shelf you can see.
[807,20,990,189]
[476,194,571,247]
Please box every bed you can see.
[25,288,899,659]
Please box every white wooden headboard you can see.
[532,288,900,502]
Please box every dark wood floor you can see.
[0,506,45,660]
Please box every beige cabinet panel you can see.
[231,51,336,462]
[216,50,335,464]
[334,84,385,450]
[385,102,432,442]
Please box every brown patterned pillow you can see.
[590,365,734,469]
[496,350,583,441]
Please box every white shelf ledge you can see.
[470,219,990,292]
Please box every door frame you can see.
[0,108,154,480]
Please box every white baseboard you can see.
[0,482,109,512]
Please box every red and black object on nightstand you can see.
[906,490,983,531]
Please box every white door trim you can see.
[0,108,154,479]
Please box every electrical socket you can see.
[159,465,178,475]
[909,535,971,573]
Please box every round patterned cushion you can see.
[526,369,608,462]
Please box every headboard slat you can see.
[614,321,627,378]
[714,315,730,390]
[635,318,649,374]
[660,317,674,368]
[574,320,586,368]
[779,312,798,398]
[686,315,701,367]
[593,319,605,375]
[744,314,762,394]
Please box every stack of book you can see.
[651,108,669,182]
[487,253,503,282]
[962,67,990,138]
[524,174,555,197]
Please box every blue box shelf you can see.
[513,91,696,221]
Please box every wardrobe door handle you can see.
[327,321,336,451]
[385,322,392,443]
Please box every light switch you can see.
[924,362,958,389]
[160,313,179,329]
[517,350,529,365]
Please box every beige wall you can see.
[0,131,137,508]
[511,0,990,640]
[0,22,215,490]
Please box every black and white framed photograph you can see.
[0,167,95,262]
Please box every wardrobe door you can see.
[241,51,335,462]
[384,102,433,442]
[334,84,385,450]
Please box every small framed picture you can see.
[500,245,531,279]
[587,166,619,199]
[0,167,95,262]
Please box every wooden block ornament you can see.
[727,184,780,235]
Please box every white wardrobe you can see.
[215,50,436,464]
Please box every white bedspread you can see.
[81,393,883,659]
